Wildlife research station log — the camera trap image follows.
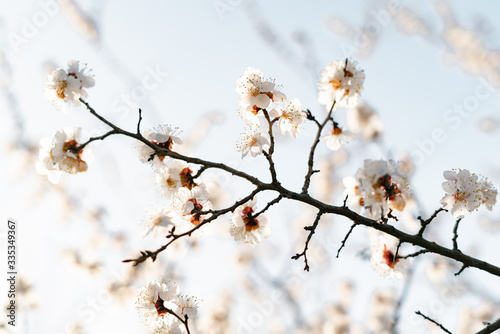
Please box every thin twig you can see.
[336,223,356,258]
[254,194,283,218]
[399,249,429,259]
[452,218,463,250]
[262,109,278,183]
[291,211,324,271]
[136,108,143,134]
[455,264,468,276]
[301,101,335,194]
[415,311,452,334]
[78,130,118,151]
[417,208,446,236]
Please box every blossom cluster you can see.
[137,126,272,244]
[44,60,94,110]
[235,67,306,157]
[136,279,199,333]
[440,169,497,218]
[36,127,92,184]
[343,159,412,220]
[135,126,213,237]
[317,59,365,110]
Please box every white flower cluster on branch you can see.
[136,279,199,333]
[37,58,500,334]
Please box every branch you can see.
[78,129,119,151]
[476,318,500,334]
[399,249,429,259]
[452,218,463,251]
[136,108,143,134]
[305,109,321,127]
[254,194,283,218]
[80,99,500,278]
[417,208,445,236]
[262,109,278,183]
[165,308,191,334]
[80,98,266,187]
[291,210,324,271]
[415,311,452,334]
[336,223,356,258]
[301,101,335,194]
[123,188,263,265]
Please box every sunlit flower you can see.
[173,295,200,319]
[36,127,92,180]
[172,186,211,227]
[321,124,355,151]
[141,207,177,239]
[35,137,63,184]
[276,98,306,138]
[137,126,183,168]
[318,59,365,109]
[136,280,180,329]
[236,67,286,116]
[343,159,411,220]
[440,169,481,218]
[44,60,94,110]
[478,178,497,211]
[155,160,197,199]
[370,235,408,279]
[229,198,271,244]
[236,131,270,158]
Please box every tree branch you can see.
[336,223,356,258]
[291,210,324,271]
[476,318,500,334]
[415,311,452,334]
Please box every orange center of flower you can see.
[186,198,203,225]
[251,105,260,115]
[155,297,169,317]
[166,177,176,188]
[56,80,69,99]
[382,244,399,268]
[453,191,466,202]
[63,140,84,160]
[241,206,259,232]
[180,167,197,189]
[332,127,342,135]
[329,79,341,90]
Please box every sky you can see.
[1,1,500,333]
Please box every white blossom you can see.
[137,126,183,169]
[36,127,92,180]
[440,169,481,218]
[172,186,212,227]
[173,295,200,319]
[322,125,355,151]
[370,234,409,279]
[136,280,180,330]
[229,198,271,244]
[44,60,94,110]
[318,59,365,109]
[155,160,197,199]
[141,207,177,239]
[236,131,270,158]
[276,98,306,138]
[343,159,411,220]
